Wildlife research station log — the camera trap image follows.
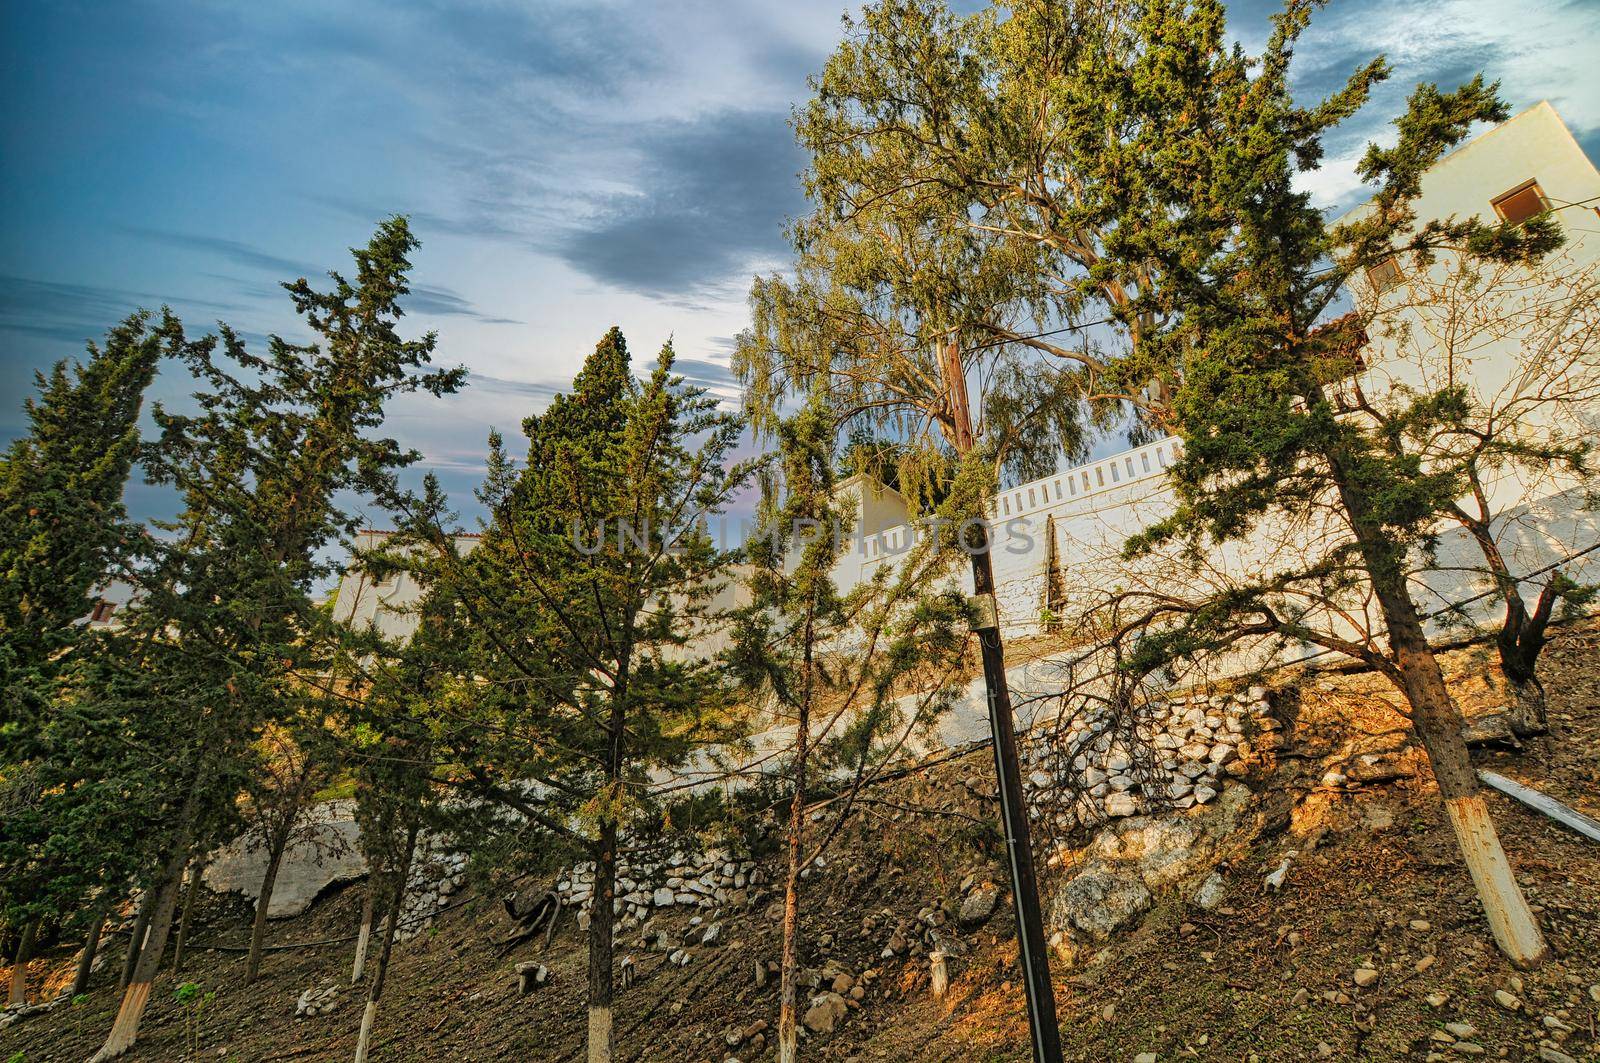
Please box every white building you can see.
[329,529,481,642]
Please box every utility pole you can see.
[939,338,1063,1063]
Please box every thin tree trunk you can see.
[777,614,815,1063]
[116,891,154,995]
[7,918,38,1007]
[246,836,289,984]
[1457,494,1551,736]
[351,880,376,985]
[353,819,418,1063]
[73,906,110,997]
[90,848,186,1061]
[173,859,206,973]
[587,817,618,1063]
[587,664,629,1063]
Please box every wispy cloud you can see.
[121,227,320,278]
[0,274,241,346]
[1276,0,1600,210]
[405,285,521,324]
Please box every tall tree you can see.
[85,217,462,1060]
[731,399,967,1062]
[1070,0,1558,966]
[399,328,755,1063]
[739,6,1150,1050]
[0,312,161,1004]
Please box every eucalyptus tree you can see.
[397,328,755,1063]
[1060,0,1560,966]
[0,313,162,1004]
[86,217,462,1060]
[739,4,1150,1051]
[730,399,967,1062]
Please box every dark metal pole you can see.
[940,338,1061,1063]
[969,544,1063,1063]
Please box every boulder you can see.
[802,992,848,1034]
[1050,865,1152,941]
[205,800,366,918]
[958,886,1000,928]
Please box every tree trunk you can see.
[1460,498,1551,737]
[777,619,814,1063]
[351,880,376,985]
[246,836,289,984]
[587,817,618,1063]
[776,770,805,1063]
[91,848,187,1061]
[1364,562,1549,966]
[73,906,109,997]
[1331,431,1547,968]
[173,858,206,973]
[116,890,154,995]
[353,820,418,1063]
[1495,593,1551,736]
[7,918,38,1007]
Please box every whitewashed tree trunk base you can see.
[89,979,152,1062]
[353,1000,379,1063]
[587,1005,613,1063]
[1445,794,1548,967]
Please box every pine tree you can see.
[84,217,463,1059]
[730,399,966,1062]
[0,312,161,1004]
[400,328,755,1063]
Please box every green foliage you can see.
[0,313,160,739]
[390,326,757,864]
[731,396,969,845]
[1013,0,1567,681]
[174,980,217,1057]
[2,218,461,946]
[0,314,161,931]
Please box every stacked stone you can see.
[394,847,469,943]
[294,982,341,1018]
[1022,686,1278,829]
[553,847,763,930]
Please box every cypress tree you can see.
[404,328,755,1063]
[84,217,462,1059]
[0,313,161,1004]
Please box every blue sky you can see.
[3,0,1598,528]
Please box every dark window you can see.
[1491,179,1549,226]
[1366,255,1404,294]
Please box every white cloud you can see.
[1284,0,1599,210]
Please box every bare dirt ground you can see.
[4,622,1598,1062]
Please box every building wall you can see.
[329,530,480,642]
